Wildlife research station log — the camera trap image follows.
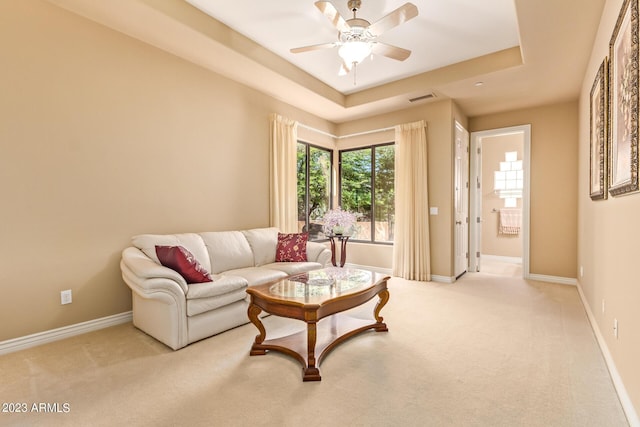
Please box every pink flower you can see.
[322,207,356,235]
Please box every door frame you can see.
[469,125,531,278]
[454,121,469,278]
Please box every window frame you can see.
[338,142,395,245]
[297,140,333,241]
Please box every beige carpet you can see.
[0,273,629,427]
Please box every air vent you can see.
[409,93,436,103]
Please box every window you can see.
[340,143,394,243]
[297,142,332,240]
[493,151,523,207]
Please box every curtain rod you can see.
[297,122,395,140]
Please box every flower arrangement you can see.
[322,207,356,236]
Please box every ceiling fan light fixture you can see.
[338,40,373,64]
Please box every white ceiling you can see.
[185,0,520,94]
[47,0,606,122]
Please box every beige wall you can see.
[469,101,578,278]
[578,0,640,414]
[336,100,458,277]
[0,0,335,341]
[481,134,523,258]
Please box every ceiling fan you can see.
[290,0,419,79]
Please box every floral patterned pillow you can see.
[155,245,212,283]
[275,233,308,262]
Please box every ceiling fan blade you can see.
[314,1,350,33]
[372,42,412,61]
[290,42,337,54]
[368,3,418,36]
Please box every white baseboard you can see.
[526,273,577,286]
[576,283,639,426]
[431,274,455,283]
[344,263,392,276]
[0,311,132,355]
[343,263,454,283]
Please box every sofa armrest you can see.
[306,241,331,266]
[121,247,188,295]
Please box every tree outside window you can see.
[340,143,395,243]
[297,142,332,240]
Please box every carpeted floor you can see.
[0,273,629,427]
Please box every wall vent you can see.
[409,93,436,103]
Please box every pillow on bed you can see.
[155,245,212,283]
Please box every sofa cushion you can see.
[275,232,308,262]
[186,289,248,317]
[241,227,279,266]
[224,267,288,287]
[155,245,212,284]
[263,262,323,276]
[185,275,248,300]
[200,231,255,274]
[132,233,211,274]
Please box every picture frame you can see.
[590,58,608,200]
[609,0,639,196]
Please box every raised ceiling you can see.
[186,0,520,94]
[47,0,605,122]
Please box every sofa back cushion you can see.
[131,233,211,273]
[241,227,278,266]
[200,231,255,274]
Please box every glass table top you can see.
[268,267,374,298]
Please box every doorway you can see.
[469,125,530,277]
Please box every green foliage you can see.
[375,145,395,222]
[298,143,332,238]
[298,142,394,242]
[341,145,395,241]
[340,148,372,218]
[308,147,331,220]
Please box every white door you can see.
[454,122,469,278]
[470,137,482,272]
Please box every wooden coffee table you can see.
[246,267,390,381]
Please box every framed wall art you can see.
[609,0,639,196]
[590,58,607,200]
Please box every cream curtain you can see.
[392,120,431,281]
[269,113,299,233]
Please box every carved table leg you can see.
[303,321,321,381]
[247,303,267,355]
[373,289,389,332]
[339,237,348,267]
[329,237,337,267]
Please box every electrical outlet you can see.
[580,265,584,277]
[61,290,72,305]
[613,318,618,339]
[602,299,605,314]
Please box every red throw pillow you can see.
[155,245,212,283]
[276,233,308,262]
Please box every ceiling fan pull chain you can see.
[353,62,357,85]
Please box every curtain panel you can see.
[392,120,431,281]
[269,113,298,233]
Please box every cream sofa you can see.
[120,227,331,350]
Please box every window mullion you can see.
[305,144,310,233]
[370,147,375,242]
